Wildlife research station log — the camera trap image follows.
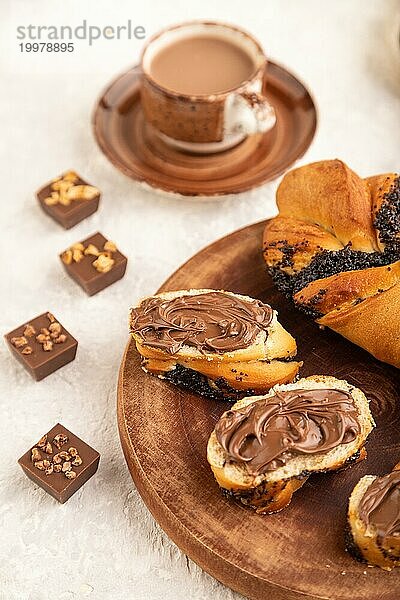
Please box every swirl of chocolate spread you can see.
[215,388,360,476]
[130,292,273,354]
[358,470,400,546]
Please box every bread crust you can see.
[317,282,400,368]
[293,261,400,316]
[276,159,378,252]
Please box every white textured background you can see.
[1,1,399,599]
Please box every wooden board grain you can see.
[117,220,400,600]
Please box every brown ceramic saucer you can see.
[93,62,317,197]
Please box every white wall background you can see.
[1,1,399,599]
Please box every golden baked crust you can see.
[276,159,378,252]
[317,283,400,368]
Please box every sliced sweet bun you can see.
[294,261,400,316]
[131,289,288,363]
[263,215,343,275]
[347,464,400,570]
[317,282,400,369]
[276,159,378,252]
[207,376,374,513]
[135,306,298,363]
[130,289,301,400]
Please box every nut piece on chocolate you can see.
[4,312,78,381]
[18,424,100,504]
[37,170,101,230]
[60,232,127,296]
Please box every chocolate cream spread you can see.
[215,388,360,476]
[130,292,273,354]
[359,470,400,546]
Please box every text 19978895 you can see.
[19,42,74,52]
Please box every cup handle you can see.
[225,91,276,136]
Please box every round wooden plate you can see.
[117,220,400,600]
[93,62,317,197]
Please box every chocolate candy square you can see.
[37,170,100,229]
[18,424,100,503]
[60,232,127,296]
[4,312,77,381]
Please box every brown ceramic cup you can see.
[140,21,276,154]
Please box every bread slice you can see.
[130,289,302,400]
[207,376,374,513]
[346,466,400,570]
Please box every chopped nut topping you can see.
[53,464,62,473]
[41,328,50,336]
[42,460,51,468]
[47,313,56,323]
[52,179,73,193]
[72,456,82,467]
[45,464,54,476]
[93,254,114,273]
[68,447,78,457]
[72,242,85,252]
[36,333,48,343]
[11,336,28,348]
[72,248,84,263]
[61,170,79,183]
[84,244,100,257]
[31,448,42,462]
[61,249,73,265]
[67,184,99,201]
[54,334,67,344]
[37,435,47,448]
[44,192,59,206]
[43,340,53,352]
[62,461,72,472]
[53,433,68,449]
[34,461,45,470]
[58,451,71,461]
[103,240,117,253]
[53,453,62,464]
[65,470,77,480]
[43,442,53,455]
[23,324,36,337]
[21,346,33,355]
[44,172,98,206]
[49,322,62,335]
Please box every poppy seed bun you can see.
[263,160,400,368]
